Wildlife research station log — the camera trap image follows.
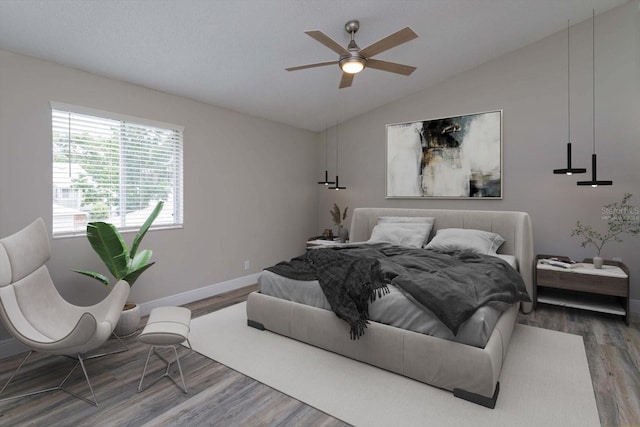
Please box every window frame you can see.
[51,101,184,238]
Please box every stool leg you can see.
[138,345,188,394]
[172,346,188,394]
[138,346,154,392]
[154,348,173,376]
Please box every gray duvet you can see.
[260,244,526,348]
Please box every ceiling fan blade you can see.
[339,72,354,89]
[366,58,416,76]
[305,30,350,56]
[285,61,339,71]
[360,27,418,58]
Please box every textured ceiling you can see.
[0,0,629,131]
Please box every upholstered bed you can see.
[246,208,534,407]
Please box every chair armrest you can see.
[3,310,99,355]
[87,280,131,331]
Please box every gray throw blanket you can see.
[266,248,388,339]
[267,243,530,337]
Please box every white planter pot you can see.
[592,256,604,269]
[114,303,141,337]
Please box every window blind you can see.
[51,102,183,236]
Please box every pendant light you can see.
[328,121,346,190]
[577,10,612,187]
[317,123,335,185]
[554,19,586,175]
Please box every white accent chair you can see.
[0,218,130,406]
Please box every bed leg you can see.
[453,382,499,409]
[247,319,265,330]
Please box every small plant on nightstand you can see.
[330,203,349,243]
[571,193,639,268]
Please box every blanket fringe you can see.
[370,284,390,302]
[350,320,368,340]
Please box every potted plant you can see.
[73,200,164,335]
[571,193,639,268]
[330,203,349,243]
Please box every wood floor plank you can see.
[0,285,638,426]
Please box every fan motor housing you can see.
[339,54,367,69]
[345,20,360,34]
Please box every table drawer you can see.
[537,269,628,297]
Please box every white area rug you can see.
[189,302,600,427]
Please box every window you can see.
[51,102,183,236]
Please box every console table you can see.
[534,254,630,325]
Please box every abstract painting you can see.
[386,110,502,198]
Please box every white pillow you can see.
[376,216,435,247]
[425,228,505,255]
[368,222,431,248]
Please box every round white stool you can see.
[137,306,192,394]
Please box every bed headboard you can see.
[349,208,534,313]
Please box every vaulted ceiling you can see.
[0,0,628,131]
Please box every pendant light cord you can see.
[324,122,328,167]
[567,19,571,144]
[336,121,339,174]
[592,9,596,155]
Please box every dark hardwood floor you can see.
[0,285,638,426]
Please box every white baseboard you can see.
[0,273,260,359]
[138,272,261,316]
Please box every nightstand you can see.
[306,239,348,249]
[534,254,630,325]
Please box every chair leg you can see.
[57,354,98,406]
[137,345,188,394]
[0,352,98,406]
[82,332,129,360]
[0,332,129,406]
[0,351,59,401]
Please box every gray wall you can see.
[318,1,640,307]
[0,49,318,342]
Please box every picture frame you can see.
[386,110,503,199]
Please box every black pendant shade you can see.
[577,154,612,187]
[553,143,586,175]
[328,175,346,190]
[318,170,335,185]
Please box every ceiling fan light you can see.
[340,57,365,74]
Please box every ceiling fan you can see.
[286,20,418,89]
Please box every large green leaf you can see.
[130,201,164,259]
[71,269,110,286]
[123,262,155,287]
[129,249,152,271]
[86,222,129,280]
[123,250,153,286]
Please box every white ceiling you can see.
[0,0,628,132]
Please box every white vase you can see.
[338,224,349,243]
[592,256,604,269]
[114,303,141,337]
